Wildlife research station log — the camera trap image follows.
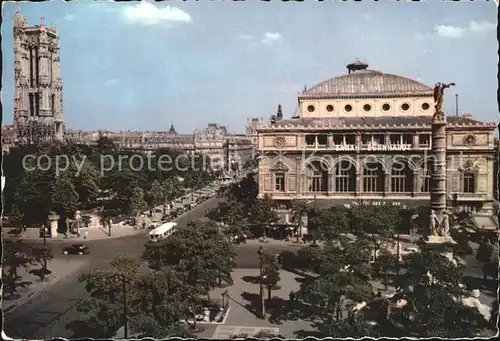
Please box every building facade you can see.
[63,123,254,171]
[257,60,497,218]
[13,10,65,144]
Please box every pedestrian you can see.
[84,230,88,240]
[23,224,27,232]
[150,209,153,217]
[289,290,295,301]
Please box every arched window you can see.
[307,161,328,192]
[459,160,479,194]
[391,162,414,193]
[363,162,384,193]
[335,160,356,192]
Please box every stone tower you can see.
[13,8,65,144]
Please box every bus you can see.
[148,222,178,242]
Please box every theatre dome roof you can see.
[299,60,433,98]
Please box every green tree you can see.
[78,255,141,337]
[30,246,54,281]
[215,200,248,239]
[294,236,373,326]
[311,207,350,244]
[262,252,281,301]
[350,205,401,262]
[143,221,236,298]
[148,180,164,212]
[71,160,101,209]
[475,240,493,263]
[50,175,79,220]
[9,204,24,229]
[2,240,33,297]
[250,194,279,240]
[129,186,147,217]
[290,200,308,242]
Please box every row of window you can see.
[304,134,430,146]
[274,172,476,194]
[306,102,431,114]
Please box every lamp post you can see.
[42,224,47,246]
[257,246,266,318]
[122,275,128,339]
[396,232,401,276]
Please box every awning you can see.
[473,216,499,230]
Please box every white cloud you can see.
[434,20,496,39]
[122,2,191,26]
[434,24,465,38]
[64,13,75,21]
[468,20,496,33]
[104,79,117,86]
[261,32,283,45]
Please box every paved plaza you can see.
[209,269,316,338]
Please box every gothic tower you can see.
[13,8,65,144]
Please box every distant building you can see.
[257,60,497,222]
[4,9,254,172]
[13,9,65,144]
[63,123,253,171]
[2,125,15,153]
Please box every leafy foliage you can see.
[2,240,33,297]
[261,252,281,299]
[147,180,164,209]
[78,255,195,338]
[129,187,147,217]
[3,141,214,225]
[250,194,279,239]
[143,220,236,291]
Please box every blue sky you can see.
[2,0,498,133]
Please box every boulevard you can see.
[3,196,294,339]
[5,216,496,339]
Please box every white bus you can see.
[148,222,178,242]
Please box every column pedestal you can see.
[420,236,457,265]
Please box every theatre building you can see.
[256,60,497,228]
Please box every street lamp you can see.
[257,246,266,318]
[42,224,47,246]
[396,232,401,276]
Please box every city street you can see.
[3,196,224,339]
[4,191,497,339]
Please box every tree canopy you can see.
[3,140,215,224]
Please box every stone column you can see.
[48,211,59,238]
[295,157,302,196]
[431,118,447,216]
[384,172,391,196]
[355,172,362,196]
[424,101,456,254]
[328,171,335,194]
[327,135,334,148]
[412,171,418,197]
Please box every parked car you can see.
[62,244,90,255]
